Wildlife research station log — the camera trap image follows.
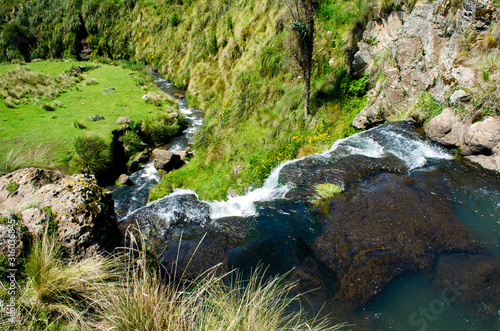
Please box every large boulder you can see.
[462,116,500,171]
[424,108,464,147]
[154,150,184,172]
[0,168,122,260]
[462,117,500,156]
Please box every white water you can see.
[138,123,454,222]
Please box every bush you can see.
[4,96,15,108]
[83,78,98,86]
[95,235,346,331]
[411,92,443,124]
[120,130,145,157]
[143,92,161,106]
[5,181,19,193]
[141,114,184,146]
[74,135,113,179]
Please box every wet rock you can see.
[135,152,150,164]
[424,108,464,148]
[117,174,132,186]
[87,115,104,122]
[116,116,134,124]
[174,93,184,99]
[0,168,122,260]
[154,150,184,172]
[284,154,406,201]
[310,172,483,308]
[435,254,500,320]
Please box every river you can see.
[113,75,500,330]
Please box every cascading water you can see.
[112,73,204,218]
[114,75,500,330]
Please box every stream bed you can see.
[113,76,500,330]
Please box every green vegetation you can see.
[2,230,346,330]
[0,0,375,199]
[0,61,176,177]
[309,183,344,214]
[5,180,18,193]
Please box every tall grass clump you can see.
[0,149,25,175]
[120,130,145,157]
[95,234,346,331]
[16,228,118,329]
[410,92,443,124]
[141,114,185,146]
[74,135,113,180]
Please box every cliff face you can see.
[352,0,500,171]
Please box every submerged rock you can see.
[311,172,484,308]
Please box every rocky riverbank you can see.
[352,0,500,172]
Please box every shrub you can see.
[143,92,161,106]
[4,96,15,108]
[95,234,346,331]
[120,130,145,157]
[83,78,98,86]
[0,148,24,175]
[141,115,183,145]
[42,103,55,111]
[17,228,118,329]
[74,135,113,179]
[411,92,443,124]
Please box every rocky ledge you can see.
[0,168,122,260]
[351,0,500,172]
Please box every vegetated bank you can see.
[0,60,186,184]
[1,0,374,200]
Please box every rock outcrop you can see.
[0,168,122,259]
[352,0,500,171]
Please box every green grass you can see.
[0,61,167,173]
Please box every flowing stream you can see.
[112,76,500,330]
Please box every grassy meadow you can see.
[0,60,172,175]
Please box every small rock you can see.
[127,160,139,173]
[118,174,132,186]
[116,116,134,124]
[450,90,472,106]
[88,115,104,122]
[168,112,179,119]
[120,125,131,132]
[154,150,184,171]
[174,93,185,99]
[175,150,187,160]
[106,88,115,92]
[227,188,238,198]
[134,152,150,164]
